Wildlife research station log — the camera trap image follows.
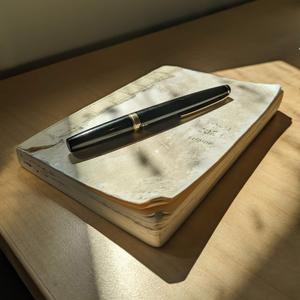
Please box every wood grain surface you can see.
[1,0,300,299]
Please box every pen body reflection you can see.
[67,85,231,153]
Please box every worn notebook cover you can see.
[17,66,282,246]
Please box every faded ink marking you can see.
[24,161,31,167]
[188,136,213,145]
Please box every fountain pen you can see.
[66,85,231,152]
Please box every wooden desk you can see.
[1,0,300,299]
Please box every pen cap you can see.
[136,85,231,124]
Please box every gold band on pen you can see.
[128,113,142,132]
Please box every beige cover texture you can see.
[17,66,282,246]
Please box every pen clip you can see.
[180,94,230,119]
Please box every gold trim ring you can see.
[128,113,142,132]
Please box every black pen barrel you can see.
[66,85,230,152]
[67,115,133,152]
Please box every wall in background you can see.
[0,0,252,77]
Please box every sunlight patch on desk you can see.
[85,225,167,299]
